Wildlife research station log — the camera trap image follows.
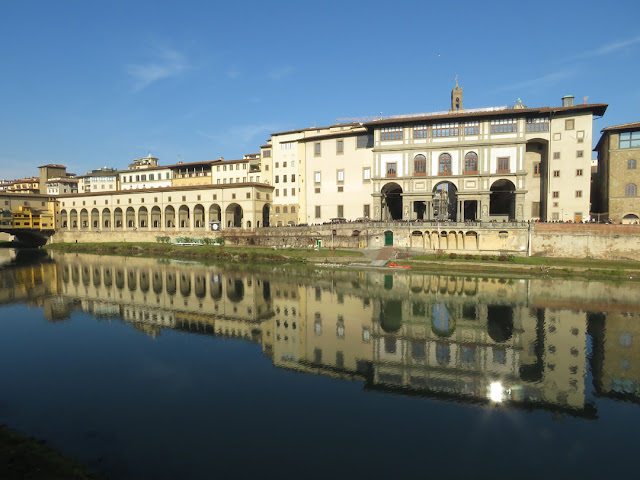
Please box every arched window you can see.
[464,152,478,174]
[626,184,637,196]
[629,159,637,170]
[414,154,426,176]
[439,153,452,175]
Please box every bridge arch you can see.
[225,203,243,228]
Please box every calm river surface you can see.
[1,249,639,479]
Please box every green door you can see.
[384,231,393,246]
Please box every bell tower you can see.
[450,76,463,113]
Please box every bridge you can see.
[0,227,54,247]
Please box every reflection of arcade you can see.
[10,252,640,416]
[56,254,274,338]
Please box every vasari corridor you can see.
[1,249,639,479]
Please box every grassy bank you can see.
[44,242,640,281]
[45,242,363,265]
[0,425,102,479]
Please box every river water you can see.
[0,249,639,479]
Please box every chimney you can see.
[561,95,575,107]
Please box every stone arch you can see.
[127,270,137,291]
[103,268,112,287]
[193,204,205,228]
[166,273,176,295]
[432,303,455,337]
[60,209,69,228]
[114,208,123,228]
[126,207,136,229]
[178,205,190,229]
[91,208,100,229]
[102,208,111,228]
[432,181,458,221]
[69,209,78,229]
[622,213,640,224]
[465,231,479,250]
[150,206,162,229]
[138,206,148,228]
[209,204,221,223]
[115,269,125,290]
[490,179,516,219]
[225,203,243,228]
[487,305,514,342]
[410,230,424,248]
[80,209,89,229]
[381,182,403,220]
[165,206,175,228]
[195,275,206,298]
[140,271,150,293]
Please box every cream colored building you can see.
[46,177,78,195]
[300,123,374,223]
[57,183,273,231]
[367,89,606,222]
[77,168,118,193]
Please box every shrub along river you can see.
[0,249,639,479]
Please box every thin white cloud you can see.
[497,70,573,92]
[126,47,189,91]
[572,35,640,60]
[266,65,294,81]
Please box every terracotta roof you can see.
[363,103,608,127]
[601,121,640,132]
[298,128,368,143]
[260,144,272,149]
[56,182,274,199]
[38,164,67,168]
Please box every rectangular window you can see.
[315,187,321,194]
[337,170,344,183]
[576,190,582,198]
[577,130,585,143]
[337,205,344,217]
[533,162,541,176]
[386,163,397,177]
[275,189,279,196]
[281,142,296,150]
[413,125,428,138]
[497,157,510,173]
[336,139,344,153]
[314,172,321,184]
[526,117,549,132]
[464,121,479,135]
[552,191,559,198]
[565,119,575,130]
[553,152,560,159]
[553,170,560,177]
[314,142,321,156]
[381,126,403,140]
[491,118,517,133]
[356,134,374,148]
[263,149,271,158]
[283,189,287,196]
[283,161,287,167]
[576,150,584,158]
[291,206,296,213]
[291,188,295,196]
[433,122,459,137]
[283,175,287,182]
[315,206,321,218]
[337,186,344,192]
[363,167,371,181]
[291,174,296,182]
[576,169,583,176]
[619,131,640,148]
[364,204,370,217]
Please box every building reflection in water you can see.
[2,251,640,417]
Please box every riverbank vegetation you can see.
[0,425,102,479]
[44,242,640,281]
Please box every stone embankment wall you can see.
[531,223,640,261]
[49,222,640,260]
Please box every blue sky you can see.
[1,0,638,179]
